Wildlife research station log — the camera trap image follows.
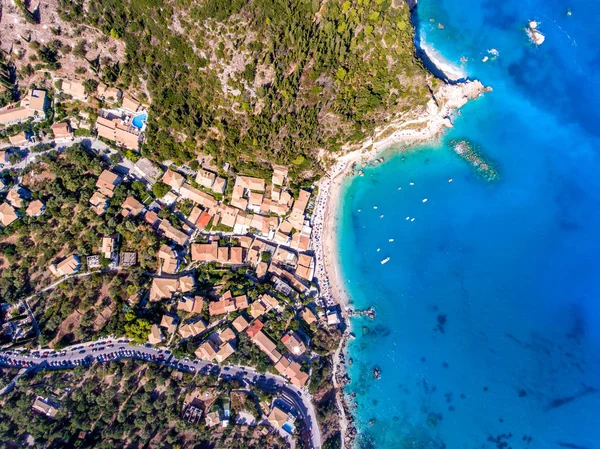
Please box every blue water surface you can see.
[340,1,600,448]
[131,113,147,130]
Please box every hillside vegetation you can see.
[58,0,433,177]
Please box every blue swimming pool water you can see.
[340,0,600,448]
[131,113,147,130]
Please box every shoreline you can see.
[311,79,490,449]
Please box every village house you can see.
[89,191,109,215]
[132,158,162,184]
[8,131,29,146]
[96,83,122,103]
[189,207,213,230]
[195,168,227,195]
[32,396,60,418]
[149,275,195,301]
[274,356,309,388]
[95,116,141,151]
[0,89,47,126]
[158,219,189,246]
[191,241,218,262]
[101,234,118,258]
[249,294,279,319]
[213,177,226,195]
[0,151,8,165]
[0,203,18,227]
[295,253,314,282]
[300,308,317,326]
[180,183,218,209]
[326,309,341,326]
[0,179,5,192]
[158,244,179,274]
[122,95,141,113]
[7,186,27,208]
[49,255,80,277]
[177,296,204,314]
[51,122,73,140]
[144,210,160,227]
[256,261,269,279]
[121,196,145,217]
[267,404,290,429]
[271,164,289,187]
[195,168,216,189]
[96,170,122,198]
[215,342,235,363]
[148,324,164,345]
[120,252,137,267]
[60,79,88,101]
[290,230,311,252]
[195,340,218,360]
[232,315,249,332]
[178,318,207,339]
[162,168,186,191]
[269,265,309,295]
[208,296,235,317]
[281,330,307,356]
[160,314,179,334]
[161,191,179,205]
[273,247,298,267]
[205,410,221,427]
[246,320,281,363]
[26,199,46,217]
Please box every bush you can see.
[152,181,170,198]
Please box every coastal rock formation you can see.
[350,307,376,319]
[526,21,546,45]
[372,367,381,379]
[344,79,491,156]
[450,139,499,181]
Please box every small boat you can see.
[381,257,390,265]
[409,182,415,186]
[422,198,428,203]
[406,217,410,220]
[448,178,453,183]
[389,238,394,242]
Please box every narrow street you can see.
[0,339,322,448]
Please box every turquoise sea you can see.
[340,0,600,448]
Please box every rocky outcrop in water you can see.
[450,139,499,181]
[350,307,376,319]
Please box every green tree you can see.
[152,181,170,198]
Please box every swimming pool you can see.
[131,113,147,130]
[282,423,293,434]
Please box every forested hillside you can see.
[58,0,433,177]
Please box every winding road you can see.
[0,339,322,448]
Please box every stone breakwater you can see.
[451,139,499,181]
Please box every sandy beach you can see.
[312,79,489,316]
[310,79,490,449]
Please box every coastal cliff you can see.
[335,79,490,160]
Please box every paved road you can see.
[0,339,322,448]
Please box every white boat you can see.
[381,257,390,265]
[422,198,428,203]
